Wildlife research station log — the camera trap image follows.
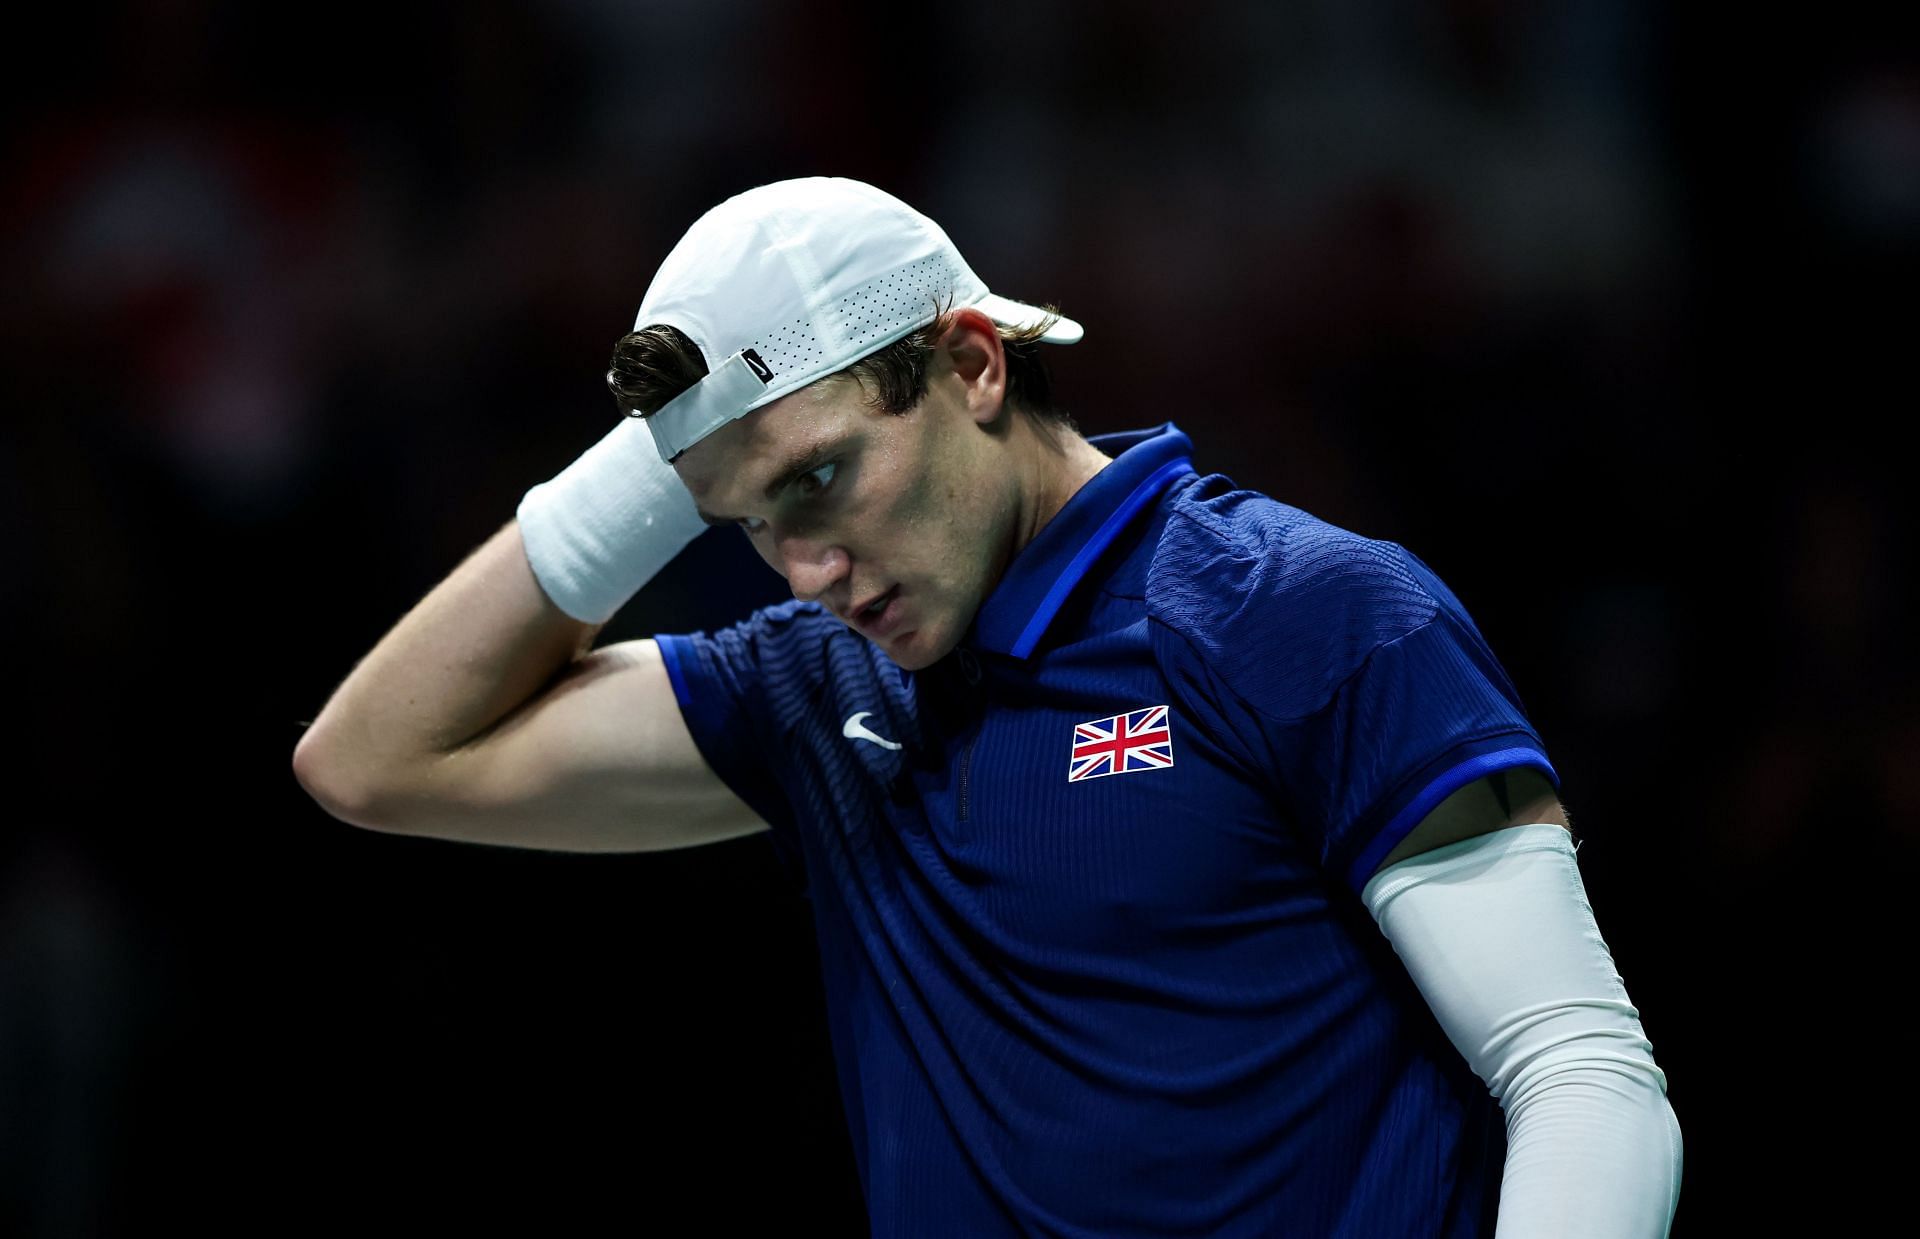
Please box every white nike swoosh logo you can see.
[842,711,902,751]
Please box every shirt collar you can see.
[968,421,1194,659]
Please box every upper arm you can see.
[1371,767,1572,876]
[356,637,769,853]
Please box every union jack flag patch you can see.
[1069,705,1174,782]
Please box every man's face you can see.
[670,344,1017,670]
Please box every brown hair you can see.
[605,289,1077,434]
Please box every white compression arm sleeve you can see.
[1360,823,1683,1238]
[516,414,710,624]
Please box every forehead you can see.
[669,376,862,503]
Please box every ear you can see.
[938,306,1008,427]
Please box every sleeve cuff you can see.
[653,631,808,895]
[1343,739,1560,895]
[655,632,695,709]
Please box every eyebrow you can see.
[694,437,846,526]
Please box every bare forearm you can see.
[294,518,601,804]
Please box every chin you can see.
[880,624,958,672]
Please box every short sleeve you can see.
[1152,510,1559,898]
[1295,607,1559,894]
[1267,542,1560,895]
[655,606,810,891]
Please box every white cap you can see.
[630,176,1084,462]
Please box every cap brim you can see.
[974,292,1084,344]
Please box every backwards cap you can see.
[630,176,1083,463]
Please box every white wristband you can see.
[516,415,710,623]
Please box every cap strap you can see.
[643,348,774,463]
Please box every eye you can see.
[796,461,837,496]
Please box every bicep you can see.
[1371,767,1571,875]
[365,638,769,852]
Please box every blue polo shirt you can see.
[656,421,1559,1238]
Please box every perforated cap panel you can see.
[743,251,971,393]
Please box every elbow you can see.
[1497,1059,1684,1234]
[291,726,398,832]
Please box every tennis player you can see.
[294,177,1682,1237]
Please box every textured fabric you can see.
[656,422,1561,1237]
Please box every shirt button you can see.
[957,648,982,685]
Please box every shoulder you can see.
[665,598,883,735]
[1145,473,1443,717]
[672,598,844,671]
[738,597,840,639]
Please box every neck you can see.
[1011,417,1112,557]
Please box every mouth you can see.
[849,585,903,637]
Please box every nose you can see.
[780,535,852,605]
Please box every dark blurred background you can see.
[3,0,1915,1233]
